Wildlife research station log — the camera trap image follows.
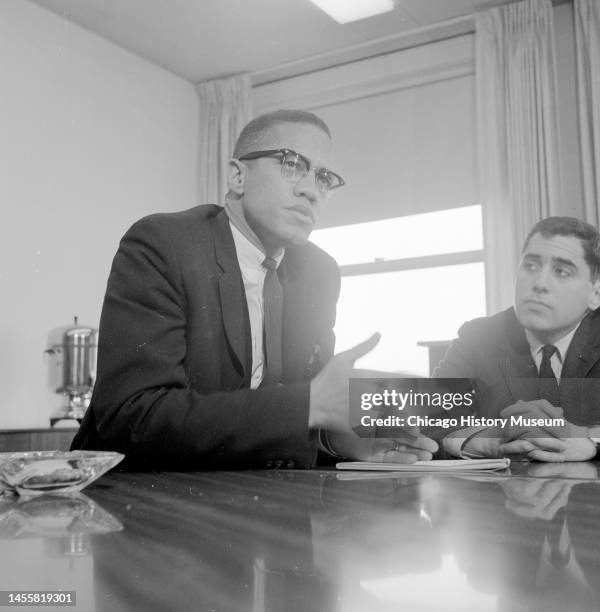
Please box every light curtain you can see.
[196,73,252,205]
[574,0,600,226]
[476,0,562,314]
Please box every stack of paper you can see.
[336,458,510,472]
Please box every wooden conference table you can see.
[1,462,600,611]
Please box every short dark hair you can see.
[233,109,331,159]
[523,216,600,279]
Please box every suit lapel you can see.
[500,356,539,403]
[559,311,600,423]
[211,210,251,383]
[561,311,600,378]
[210,212,317,386]
[498,309,539,402]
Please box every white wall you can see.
[0,1,199,428]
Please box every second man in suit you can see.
[436,216,600,461]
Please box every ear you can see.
[227,159,246,196]
[589,279,600,310]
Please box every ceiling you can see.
[29,0,514,85]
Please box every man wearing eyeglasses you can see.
[72,109,437,469]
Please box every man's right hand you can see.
[308,333,438,461]
[328,431,438,463]
[309,333,381,432]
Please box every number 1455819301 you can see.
[0,591,75,606]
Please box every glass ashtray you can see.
[0,451,124,496]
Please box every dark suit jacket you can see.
[71,205,341,469]
[434,307,600,425]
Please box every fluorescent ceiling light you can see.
[309,0,395,24]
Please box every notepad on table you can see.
[336,458,510,472]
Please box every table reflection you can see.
[0,492,123,611]
[1,464,599,611]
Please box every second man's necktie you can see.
[538,344,560,406]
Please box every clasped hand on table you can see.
[463,399,596,462]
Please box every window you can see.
[311,205,486,374]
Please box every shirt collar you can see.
[224,198,284,263]
[229,222,284,272]
[524,323,581,363]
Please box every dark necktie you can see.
[262,256,283,385]
[538,344,560,405]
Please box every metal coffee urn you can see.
[45,317,98,426]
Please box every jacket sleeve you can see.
[73,216,340,470]
[433,320,480,379]
[430,319,482,454]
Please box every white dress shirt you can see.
[229,222,283,389]
[525,325,579,381]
